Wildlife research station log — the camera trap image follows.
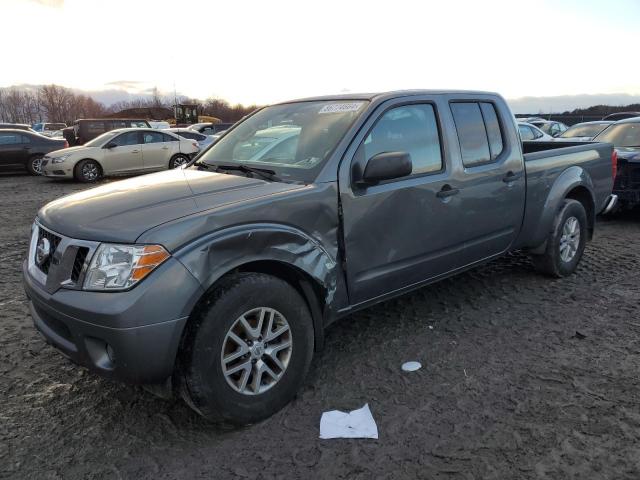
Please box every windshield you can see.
[595,123,640,147]
[196,100,368,182]
[84,130,119,147]
[560,123,609,139]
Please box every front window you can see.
[595,123,640,147]
[196,100,367,182]
[560,123,610,139]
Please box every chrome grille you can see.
[28,221,100,294]
[71,247,89,283]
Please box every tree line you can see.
[0,84,260,125]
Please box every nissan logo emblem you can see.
[36,237,51,266]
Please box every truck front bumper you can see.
[23,258,204,384]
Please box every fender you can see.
[523,165,595,250]
[173,222,339,312]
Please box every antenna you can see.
[173,79,178,119]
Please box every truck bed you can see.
[515,140,614,250]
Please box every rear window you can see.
[86,121,106,135]
[479,103,503,160]
[162,133,178,142]
[450,102,504,166]
[560,123,609,139]
[451,103,490,166]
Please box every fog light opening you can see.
[106,344,116,364]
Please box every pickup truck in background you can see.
[23,90,616,425]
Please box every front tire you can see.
[169,154,190,169]
[531,199,587,277]
[26,155,44,175]
[74,159,101,182]
[178,273,314,425]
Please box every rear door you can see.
[101,131,143,173]
[0,131,28,168]
[141,131,172,170]
[447,97,525,262]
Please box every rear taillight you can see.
[612,149,618,180]
[64,140,69,148]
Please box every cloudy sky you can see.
[2,0,640,110]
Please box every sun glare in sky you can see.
[2,0,639,104]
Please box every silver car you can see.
[41,128,200,182]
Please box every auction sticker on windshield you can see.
[318,102,364,114]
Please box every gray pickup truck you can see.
[23,90,616,424]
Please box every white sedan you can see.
[41,128,200,182]
[518,122,554,142]
[167,128,215,151]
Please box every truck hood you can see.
[38,168,305,243]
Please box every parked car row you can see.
[518,114,640,209]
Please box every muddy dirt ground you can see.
[1,174,640,479]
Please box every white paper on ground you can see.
[319,403,379,439]
[401,361,422,372]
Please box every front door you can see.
[101,131,143,174]
[340,100,466,305]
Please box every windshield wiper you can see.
[213,164,284,182]
[192,160,211,169]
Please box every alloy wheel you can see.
[31,157,43,174]
[559,216,580,262]
[221,307,292,395]
[82,163,99,181]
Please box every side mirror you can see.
[552,132,562,138]
[104,142,117,149]
[360,151,412,185]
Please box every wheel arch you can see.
[174,224,341,352]
[526,166,596,251]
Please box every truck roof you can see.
[279,89,501,104]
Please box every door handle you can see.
[131,150,140,153]
[161,146,169,150]
[436,184,460,199]
[503,171,523,183]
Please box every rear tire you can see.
[26,155,44,175]
[74,159,101,182]
[531,199,587,277]
[178,272,314,425]
[169,154,190,169]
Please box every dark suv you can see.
[62,119,151,145]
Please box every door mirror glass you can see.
[361,151,412,184]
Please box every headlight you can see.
[52,154,71,164]
[83,244,170,291]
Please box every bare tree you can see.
[38,84,74,123]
